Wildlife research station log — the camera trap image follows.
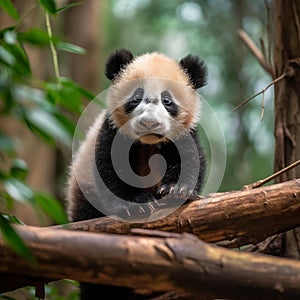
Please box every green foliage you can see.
[0,214,36,263]
[0,0,93,279]
[0,0,20,20]
[39,0,57,14]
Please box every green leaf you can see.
[0,45,15,65]
[3,178,34,202]
[0,26,16,39]
[24,118,56,145]
[56,1,82,13]
[25,109,72,147]
[75,85,95,101]
[14,85,50,109]
[0,214,36,263]
[10,159,28,180]
[34,193,68,224]
[56,41,86,55]
[53,112,76,136]
[4,30,17,44]
[45,79,85,113]
[1,213,24,225]
[2,43,31,76]
[0,0,20,20]
[18,29,51,46]
[39,0,57,14]
[60,77,95,99]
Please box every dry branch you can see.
[233,72,287,112]
[56,179,300,248]
[238,29,274,76]
[1,226,300,299]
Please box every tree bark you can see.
[56,179,300,248]
[274,0,300,180]
[2,226,300,300]
[273,0,300,258]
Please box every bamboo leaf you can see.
[39,0,57,14]
[0,0,20,20]
[34,193,68,224]
[56,41,86,55]
[0,214,36,263]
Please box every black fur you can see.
[179,55,207,89]
[124,87,144,114]
[161,91,178,117]
[76,115,206,299]
[105,49,134,81]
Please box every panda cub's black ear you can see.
[105,49,134,81]
[179,55,207,89]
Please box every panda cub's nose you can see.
[139,119,160,130]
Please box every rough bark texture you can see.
[55,179,300,248]
[274,0,300,180]
[273,0,300,258]
[2,227,300,300]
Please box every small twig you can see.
[260,91,265,121]
[15,3,37,30]
[233,72,287,112]
[264,0,272,65]
[238,29,273,76]
[45,12,61,84]
[242,160,300,190]
[260,38,267,63]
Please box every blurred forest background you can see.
[0,0,275,299]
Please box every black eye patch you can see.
[161,91,178,117]
[124,87,144,114]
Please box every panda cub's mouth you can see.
[136,132,166,144]
[151,133,164,138]
[141,133,164,139]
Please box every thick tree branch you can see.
[56,179,300,248]
[1,226,300,299]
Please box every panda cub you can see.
[66,48,207,298]
[67,48,207,223]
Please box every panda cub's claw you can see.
[158,183,196,200]
[113,192,160,220]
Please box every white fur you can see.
[66,112,105,214]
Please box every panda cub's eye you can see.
[132,88,144,104]
[161,91,173,106]
[133,94,142,103]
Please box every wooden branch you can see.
[242,160,300,189]
[233,72,287,112]
[238,29,274,76]
[1,226,300,299]
[56,179,300,248]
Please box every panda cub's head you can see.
[105,49,207,144]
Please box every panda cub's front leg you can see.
[94,163,159,219]
[156,131,205,204]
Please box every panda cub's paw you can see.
[157,184,197,201]
[113,192,160,219]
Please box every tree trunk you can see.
[273,0,300,258]
[2,226,300,300]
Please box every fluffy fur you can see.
[66,49,207,299]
